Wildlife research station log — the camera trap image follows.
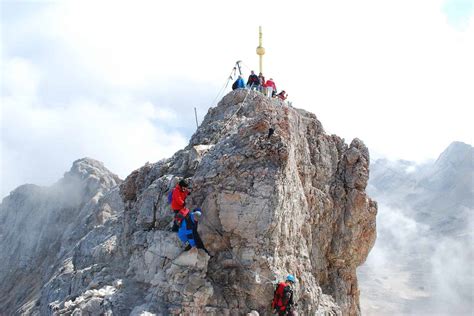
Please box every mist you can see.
[358,146,474,315]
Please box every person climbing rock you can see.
[232,75,245,90]
[247,70,260,90]
[170,179,190,231]
[276,90,288,101]
[171,179,190,210]
[189,208,209,254]
[178,208,210,255]
[265,78,277,98]
[272,275,297,316]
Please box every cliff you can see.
[0,90,377,315]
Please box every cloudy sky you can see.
[1,0,473,198]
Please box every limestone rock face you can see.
[0,90,376,315]
[119,90,377,315]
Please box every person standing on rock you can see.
[247,70,260,90]
[272,274,297,316]
[170,179,191,231]
[265,78,277,98]
[189,208,210,255]
[232,75,246,90]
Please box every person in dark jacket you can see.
[247,70,260,90]
[272,275,296,315]
[232,75,245,90]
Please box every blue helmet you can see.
[193,208,202,213]
[287,274,296,283]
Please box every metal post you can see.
[256,26,265,74]
[194,107,199,129]
[236,60,242,75]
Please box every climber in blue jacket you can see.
[232,75,246,90]
[178,208,210,255]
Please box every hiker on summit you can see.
[232,75,245,90]
[272,274,297,316]
[265,78,277,98]
[178,208,210,254]
[276,90,288,101]
[247,70,260,90]
[170,179,190,231]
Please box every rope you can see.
[207,60,276,129]
[210,68,235,108]
[221,87,253,132]
[210,61,243,108]
[180,61,290,285]
[240,61,254,73]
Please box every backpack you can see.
[167,190,173,205]
[282,286,293,305]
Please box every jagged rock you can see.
[117,90,376,315]
[0,90,377,315]
[0,158,123,315]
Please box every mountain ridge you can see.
[0,90,377,315]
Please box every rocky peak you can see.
[434,141,473,170]
[416,142,473,194]
[0,159,123,314]
[57,157,122,202]
[68,157,119,180]
[0,90,377,316]
[118,90,377,315]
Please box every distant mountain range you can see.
[358,141,474,315]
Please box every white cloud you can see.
[1,57,40,98]
[1,0,473,197]
[0,57,187,197]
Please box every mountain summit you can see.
[0,90,377,315]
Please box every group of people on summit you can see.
[232,70,288,101]
[167,179,297,315]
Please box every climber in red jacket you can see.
[171,179,190,211]
[272,274,296,315]
[171,179,190,231]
